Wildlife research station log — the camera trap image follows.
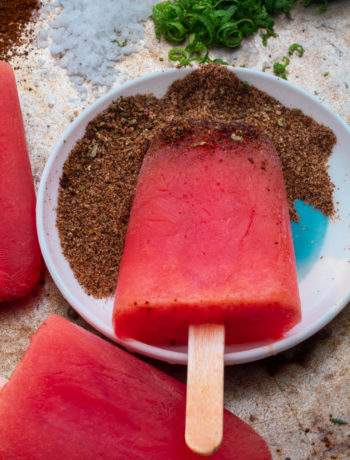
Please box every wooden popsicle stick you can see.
[0,376,8,389]
[185,324,225,456]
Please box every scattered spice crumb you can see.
[57,64,336,298]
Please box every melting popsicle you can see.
[113,121,301,345]
[0,61,41,301]
[0,315,272,460]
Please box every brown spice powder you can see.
[0,0,40,62]
[57,64,336,298]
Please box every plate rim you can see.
[36,66,350,365]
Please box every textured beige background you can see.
[1,2,350,459]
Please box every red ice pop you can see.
[113,121,301,346]
[0,315,272,460]
[0,61,41,301]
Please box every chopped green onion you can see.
[330,418,348,425]
[113,38,127,47]
[273,56,290,80]
[211,58,228,65]
[300,0,328,11]
[152,0,296,66]
[152,0,331,67]
[289,43,305,57]
[168,48,189,62]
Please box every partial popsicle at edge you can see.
[0,315,272,459]
[113,121,301,346]
[0,61,41,302]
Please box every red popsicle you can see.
[0,61,41,301]
[0,315,272,459]
[113,121,301,346]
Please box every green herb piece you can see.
[318,0,329,12]
[323,71,329,76]
[159,57,164,61]
[300,0,328,11]
[291,108,303,115]
[168,47,188,62]
[192,141,207,147]
[211,58,228,65]
[319,5,328,12]
[277,118,284,126]
[168,42,209,66]
[273,56,290,80]
[330,418,348,425]
[261,31,278,46]
[113,38,127,47]
[231,133,244,142]
[289,43,305,57]
[242,81,249,87]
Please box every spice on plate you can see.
[0,0,40,61]
[57,64,336,298]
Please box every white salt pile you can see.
[38,0,158,91]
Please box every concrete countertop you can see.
[1,1,350,459]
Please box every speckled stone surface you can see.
[1,2,350,459]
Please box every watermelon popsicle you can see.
[113,120,301,454]
[0,61,41,301]
[0,315,272,460]
[113,121,301,345]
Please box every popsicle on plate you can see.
[113,120,301,345]
[0,315,272,460]
[0,61,41,301]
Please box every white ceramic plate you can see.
[37,67,350,365]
